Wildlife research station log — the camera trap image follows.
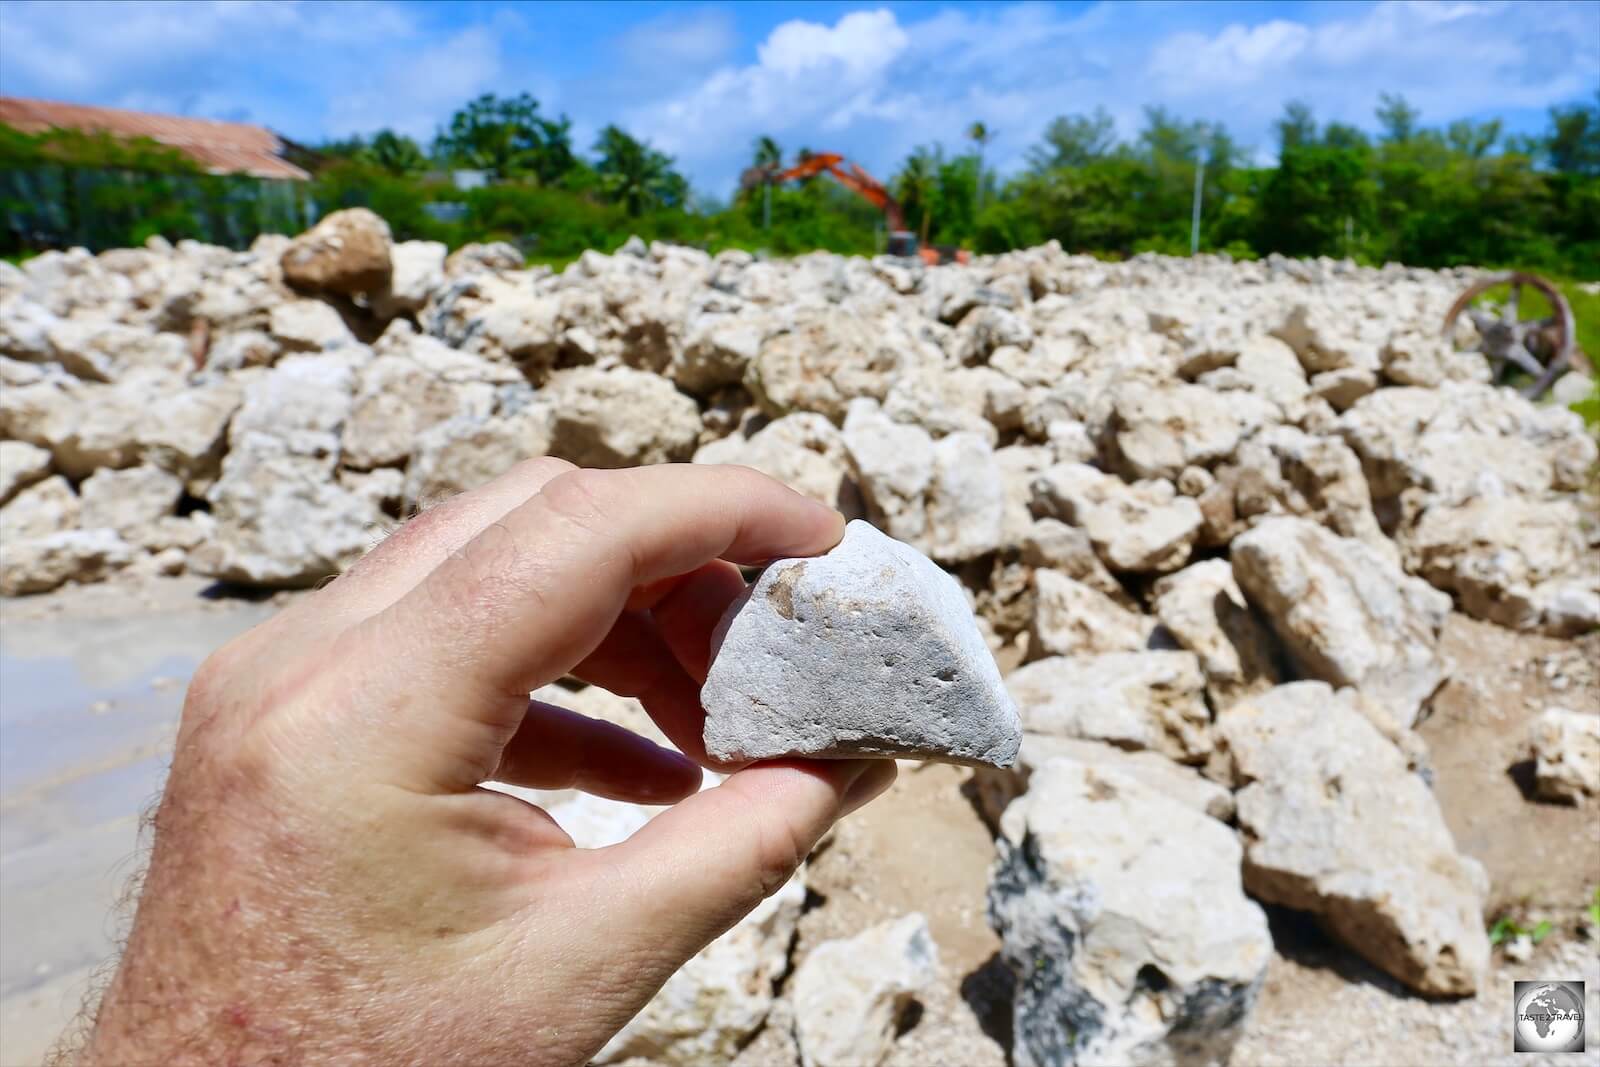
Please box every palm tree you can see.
[752,135,782,171]
[894,148,939,245]
[967,121,994,213]
[593,125,682,216]
[749,136,782,229]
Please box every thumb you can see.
[595,759,897,957]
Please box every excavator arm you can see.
[772,153,906,233]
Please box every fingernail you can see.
[839,760,896,817]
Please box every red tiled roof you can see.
[0,97,310,181]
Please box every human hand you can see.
[76,461,898,1067]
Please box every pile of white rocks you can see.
[4,210,1599,1065]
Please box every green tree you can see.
[1376,92,1420,144]
[1445,118,1502,159]
[433,93,575,183]
[1545,94,1600,175]
[1276,101,1318,152]
[1028,107,1117,171]
[593,125,687,216]
[893,147,940,244]
[363,130,428,176]
[1323,122,1370,151]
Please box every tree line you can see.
[2,90,1596,278]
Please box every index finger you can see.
[354,465,844,788]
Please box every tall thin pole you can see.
[1190,153,1204,256]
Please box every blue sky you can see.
[1,0,1596,196]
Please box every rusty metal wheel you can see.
[1441,271,1580,399]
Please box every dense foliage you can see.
[2,92,1596,281]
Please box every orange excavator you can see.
[751,152,969,265]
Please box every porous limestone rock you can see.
[45,320,191,383]
[1309,365,1377,411]
[1,375,144,479]
[1214,682,1489,996]
[792,913,940,1067]
[1031,462,1202,574]
[280,207,392,295]
[990,759,1271,1067]
[1025,569,1153,661]
[672,306,769,393]
[843,399,1005,564]
[78,465,182,538]
[1273,302,1379,374]
[1337,383,1597,510]
[0,528,132,595]
[1152,559,1281,710]
[1529,707,1600,805]
[1006,650,1212,764]
[0,474,78,543]
[135,375,244,492]
[972,734,1234,827]
[542,366,701,468]
[694,412,862,514]
[1222,425,1394,562]
[193,451,380,588]
[269,299,356,352]
[598,879,805,1066]
[1232,517,1449,726]
[1019,518,1132,606]
[342,350,500,470]
[402,401,554,509]
[745,307,897,420]
[1106,380,1267,481]
[701,520,1021,767]
[1401,495,1599,637]
[444,241,523,276]
[373,239,446,318]
[0,439,51,506]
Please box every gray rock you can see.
[990,759,1271,1067]
[702,520,1021,767]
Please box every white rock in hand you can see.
[702,520,1021,768]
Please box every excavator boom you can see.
[763,150,966,264]
[771,153,905,234]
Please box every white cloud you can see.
[632,1,1598,193]
[614,8,737,69]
